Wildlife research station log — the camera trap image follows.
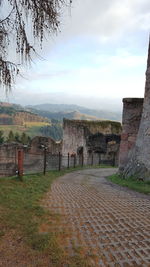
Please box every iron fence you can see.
[0,150,115,178]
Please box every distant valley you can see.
[26,103,122,122]
[0,102,122,142]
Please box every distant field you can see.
[0,122,51,138]
[0,125,26,136]
[24,122,50,127]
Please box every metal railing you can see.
[0,150,115,178]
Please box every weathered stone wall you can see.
[23,136,62,174]
[119,98,143,172]
[0,143,22,176]
[62,119,87,156]
[122,40,150,180]
[0,137,62,177]
[29,136,62,154]
[62,119,121,166]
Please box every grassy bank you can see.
[0,168,96,267]
[108,174,150,194]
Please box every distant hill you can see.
[26,103,122,121]
[0,102,122,141]
[0,103,49,126]
[0,102,51,139]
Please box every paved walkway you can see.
[43,168,150,267]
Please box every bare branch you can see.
[0,0,72,90]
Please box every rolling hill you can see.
[0,102,50,139]
[26,103,122,121]
[0,102,122,141]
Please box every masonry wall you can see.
[62,119,121,166]
[119,98,143,172]
[122,42,150,179]
[0,137,62,177]
[24,136,62,174]
[28,136,62,154]
[0,143,22,176]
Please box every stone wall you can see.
[0,143,22,176]
[28,136,62,154]
[62,119,121,166]
[120,40,150,180]
[23,136,62,174]
[119,98,143,172]
[0,137,62,177]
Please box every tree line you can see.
[0,130,31,145]
[40,123,63,141]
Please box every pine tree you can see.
[20,132,28,145]
[7,130,15,142]
[14,132,20,142]
[0,130,4,144]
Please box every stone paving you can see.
[43,168,150,267]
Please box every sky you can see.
[1,0,150,111]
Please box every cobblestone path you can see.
[43,168,150,267]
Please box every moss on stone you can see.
[63,119,122,134]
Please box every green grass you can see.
[0,172,57,242]
[108,174,150,194]
[0,123,50,138]
[0,168,95,266]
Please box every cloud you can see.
[57,0,150,44]
[1,0,149,109]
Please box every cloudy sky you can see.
[1,0,150,111]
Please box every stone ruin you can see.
[119,98,143,172]
[0,119,122,176]
[119,39,150,180]
[62,119,121,166]
[0,136,62,176]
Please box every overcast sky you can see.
[1,0,150,111]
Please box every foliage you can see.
[108,174,150,194]
[0,0,72,90]
[0,106,17,115]
[7,130,15,142]
[40,123,63,140]
[20,131,29,144]
[0,130,4,144]
[6,130,31,144]
[14,131,20,142]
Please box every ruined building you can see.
[62,119,121,166]
[119,98,144,172]
[119,40,150,180]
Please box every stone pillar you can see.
[119,98,143,172]
[123,39,150,179]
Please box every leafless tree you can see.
[0,0,72,91]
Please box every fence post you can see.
[82,153,84,167]
[99,153,101,165]
[43,148,47,175]
[113,153,116,167]
[91,152,94,166]
[67,153,70,169]
[74,154,76,168]
[18,150,24,179]
[59,152,61,171]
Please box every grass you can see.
[24,122,50,127]
[0,168,96,266]
[0,122,50,139]
[108,173,150,194]
[0,125,26,136]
